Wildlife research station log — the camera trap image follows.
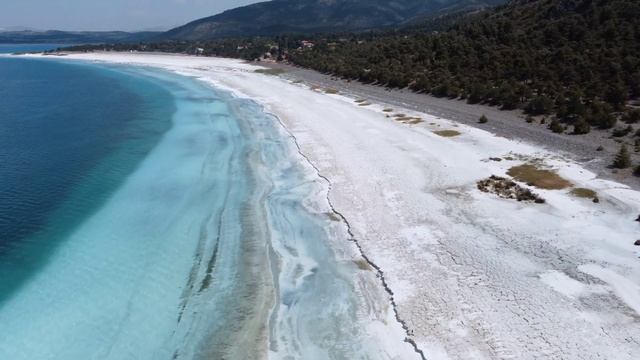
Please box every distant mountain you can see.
[162,0,506,40]
[0,30,158,44]
[0,26,39,32]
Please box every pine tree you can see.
[613,145,631,169]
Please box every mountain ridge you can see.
[162,0,505,40]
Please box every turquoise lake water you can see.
[0,56,416,359]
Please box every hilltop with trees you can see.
[289,0,640,136]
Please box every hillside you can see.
[65,0,640,145]
[161,0,504,40]
[0,30,157,44]
[289,0,640,137]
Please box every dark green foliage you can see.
[549,119,564,133]
[612,125,633,137]
[286,0,640,127]
[604,82,628,110]
[613,145,631,169]
[479,114,488,123]
[525,96,554,116]
[634,165,640,176]
[623,109,640,124]
[586,102,617,129]
[573,119,591,134]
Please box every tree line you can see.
[64,0,640,142]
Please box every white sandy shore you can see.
[26,53,640,359]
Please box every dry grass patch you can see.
[571,188,599,202]
[507,164,572,190]
[395,116,423,125]
[325,88,339,94]
[254,68,286,76]
[433,130,461,137]
[383,108,394,112]
[355,99,367,103]
[358,102,372,106]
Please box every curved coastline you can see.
[0,57,416,359]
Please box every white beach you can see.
[29,52,640,359]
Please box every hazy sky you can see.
[0,0,261,31]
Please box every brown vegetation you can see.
[433,130,461,137]
[507,164,572,190]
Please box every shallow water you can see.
[0,60,416,359]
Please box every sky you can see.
[0,0,260,32]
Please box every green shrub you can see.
[573,119,591,134]
[612,125,633,137]
[478,114,488,124]
[549,119,564,133]
[525,96,553,116]
[623,109,640,124]
[613,145,631,169]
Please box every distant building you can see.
[195,48,204,55]
[301,40,315,49]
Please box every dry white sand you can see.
[26,53,640,359]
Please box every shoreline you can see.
[268,100,428,359]
[19,52,640,359]
[9,53,419,358]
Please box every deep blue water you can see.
[0,57,174,294]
